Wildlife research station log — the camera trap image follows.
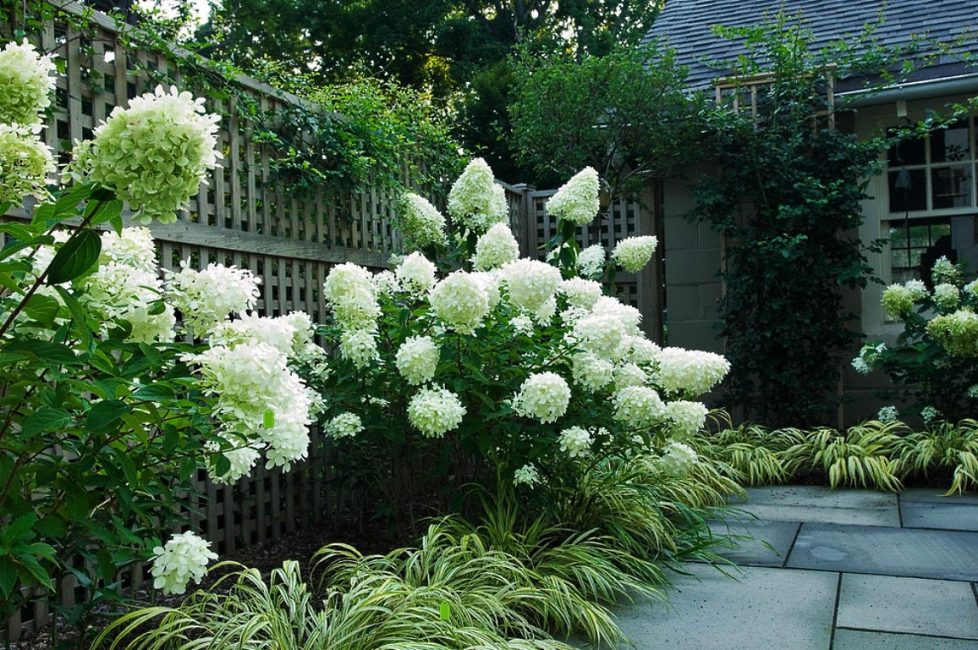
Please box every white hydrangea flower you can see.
[571,352,614,393]
[254,372,314,471]
[851,356,870,374]
[614,362,647,388]
[82,263,175,343]
[665,400,709,436]
[612,386,665,429]
[882,280,928,318]
[372,270,399,297]
[968,385,978,399]
[559,305,590,326]
[592,296,641,334]
[100,227,157,273]
[71,85,220,224]
[612,236,657,273]
[657,441,698,477]
[0,124,55,204]
[653,347,731,397]
[166,262,260,337]
[513,372,571,423]
[150,531,218,595]
[0,39,56,125]
[399,192,447,248]
[532,296,557,324]
[447,158,508,232]
[964,279,978,297]
[326,412,363,439]
[877,405,899,423]
[396,335,440,385]
[933,283,960,310]
[207,440,261,485]
[473,223,520,270]
[501,259,562,312]
[209,313,297,356]
[472,270,501,310]
[926,309,978,356]
[572,313,626,359]
[280,311,315,352]
[920,405,940,423]
[407,385,466,438]
[396,252,437,294]
[624,335,660,365]
[339,328,380,369]
[577,244,606,278]
[324,263,380,331]
[511,313,534,335]
[558,426,592,458]
[559,277,603,309]
[546,167,600,225]
[932,256,960,285]
[513,463,541,487]
[429,271,489,334]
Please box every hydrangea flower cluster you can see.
[513,463,542,487]
[0,124,55,204]
[612,236,658,273]
[571,352,614,393]
[573,313,627,358]
[84,261,175,343]
[408,385,466,437]
[429,271,490,334]
[324,263,380,330]
[513,372,571,423]
[577,244,605,278]
[447,158,508,232]
[653,347,731,397]
[933,283,960,311]
[150,531,218,596]
[559,278,603,309]
[326,412,363,439]
[932,256,960,285]
[502,259,562,312]
[396,335,440,385]
[665,400,709,437]
[166,262,260,337]
[927,309,978,357]
[396,252,437,294]
[0,39,56,125]
[399,193,447,248]
[209,312,299,356]
[70,85,220,223]
[473,223,520,270]
[877,406,899,423]
[612,386,665,429]
[545,166,599,225]
[657,441,698,477]
[558,426,592,458]
[881,280,927,318]
[101,226,157,272]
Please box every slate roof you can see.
[642,0,978,90]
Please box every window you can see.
[886,217,953,285]
[887,118,977,214]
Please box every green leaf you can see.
[89,200,123,228]
[0,339,77,365]
[34,517,66,539]
[20,407,72,437]
[54,285,92,347]
[133,383,176,402]
[84,400,130,432]
[53,183,95,220]
[46,229,101,285]
[1,514,36,545]
[22,293,61,327]
[0,558,16,598]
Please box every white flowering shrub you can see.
[0,59,322,624]
[312,159,729,519]
[859,256,978,421]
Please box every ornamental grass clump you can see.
[782,421,905,491]
[896,418,978,494]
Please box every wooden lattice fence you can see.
[0,2,661,639]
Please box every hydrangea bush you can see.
[0,42,322,627]
[856,256,978,421]
[313,158,730,527]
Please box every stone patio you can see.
[609,486,978,649]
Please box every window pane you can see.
[931,165,973,209]
[887,217,954,285]
[930,121,971,162]
[888,169,927,212]
[887,133,926,166]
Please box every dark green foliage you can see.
[691,20,891,426]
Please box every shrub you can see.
[856,257,978,421]
[0,45,322,632]
[897,419,978,494]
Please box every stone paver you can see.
[787,522,978,581]
[610,564,837,649]
[836,574,978,639]
[733,486,900,527]
[708,519,799,567]
[833,629,978,649]
[900,489,978,505]
[901,501,978,532]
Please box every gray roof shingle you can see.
[642,0,978,89]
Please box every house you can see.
[644,0,978,422]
